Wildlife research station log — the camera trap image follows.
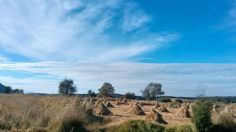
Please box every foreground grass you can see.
[104,120,194,132]
[0,94,104,132]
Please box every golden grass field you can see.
[0,94,235,132]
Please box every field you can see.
[0,94,236,132]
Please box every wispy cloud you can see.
[0,0,177,62]
[1,62,236,96]
[0,55,9,62]
[221,0,236,30]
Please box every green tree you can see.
[98,82,115,97]
[142,82,164,100]
[4,86,12,94]
[59,79,77,95]
[123,92,136,99]
[19,89,24,94]
[87,90,96,97]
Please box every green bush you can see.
[106,120,165,132]
[191,100,212,132]
[58,116,87,132]
[212,113,236,132]
[209,124,235,132]
[175,99,183,103]
[157,98,171,103]
[164,125,193,132]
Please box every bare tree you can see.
[195,82,207,98]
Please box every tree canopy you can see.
[59,79,77,95]
[98,82,115,97]
[142,82,165,100]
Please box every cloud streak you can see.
[1,62,236,96]
[0,0,177,62]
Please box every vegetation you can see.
[142,82,164,100]
[174,98,183,103]
[157,97,171,103]
[191,100,212,132]
[106,120,195,132]
[88,90,96,97]
[0,95,103,132]
[212,112,236,132]
[106,120,165,132]
[58,79,77,95]
[98,82,115,97]
[2,86,24,94]
[123,92,136,99]
[165,125,193,132]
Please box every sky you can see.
[0,0,236,96]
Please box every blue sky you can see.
[0,0,236,96]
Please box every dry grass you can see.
[0,94,103,132]
[0,95,235,132]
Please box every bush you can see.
[191,100,212,132]
[164,125,193,132]
[58,116,87,132]
[106,120,165,132]
[123,92,136,100]
[215,113,236,131]
[157,98,171,103]
[87,90,96,97]
[175,99,183,103]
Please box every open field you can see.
[0,94,236,132]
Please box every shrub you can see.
[215,113,236,131]
[87,90,96,97]
[123,92,136,100]
[106,120,165,132]
[175,99,183,103]
[164,125,193,132]
[191,100,212,132]
[157,98,171,103]
[57,116,87,132]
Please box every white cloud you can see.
[0,55,9,62]
[122,2,150,32]
[1,62,236,96]
[0,0,177,62]
[221,0,236,30]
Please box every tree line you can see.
[1,86,24,94]
[58,79,165,100]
